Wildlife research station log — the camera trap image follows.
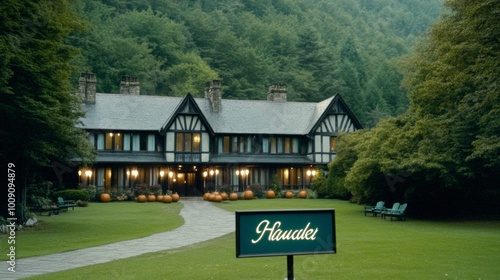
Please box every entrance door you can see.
[172,172,200,196]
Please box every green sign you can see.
[236,209,336,258]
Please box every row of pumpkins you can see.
[99,193,180,203]
[99,189,308,203]
[204,189,308,202]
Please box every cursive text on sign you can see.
[251,220,318,244]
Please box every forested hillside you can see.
[325,0,500,218]
[68,0,443,127]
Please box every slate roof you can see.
[195,97,334,135]
[79,94,180,131]
[79,93,348,135]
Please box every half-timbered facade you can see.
[75,74,362,196]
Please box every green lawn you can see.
[0,201,183,259]
[24,199,500,279]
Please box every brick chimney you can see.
[205,80,222,112]
[267,83,287,102]
[120,76,140,95]
[78,72,96,104]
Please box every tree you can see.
[0,0,95,221]
[165,53,219,97]
[330,0,500,217]
[402,0,500,177]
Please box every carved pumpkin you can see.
[266,189,276,199]
[100,193,111,202]
[229,192,238,201]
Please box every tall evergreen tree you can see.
[0,0,95,220]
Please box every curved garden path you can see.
[0,200,234,279]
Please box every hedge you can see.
[53,189,90,202]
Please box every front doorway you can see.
[170,172,202,196]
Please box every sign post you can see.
[287,255,293,279]
[236,209,336,279]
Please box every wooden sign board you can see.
[236,209,336,258]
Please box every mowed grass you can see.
[0,201,183,259]
[26,199,500,280]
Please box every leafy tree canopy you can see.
[329,0,500,218]
[67,0,444,127]
[0,0,96,220]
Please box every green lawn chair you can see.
[385,203,407,221]
[381,202,400,219]
[364,201,385,216]
[57,197,77,212]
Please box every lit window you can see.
[284,137,291,153]
[105,168,112,188]
[330,136,337,152]
[192,133,200,152]
[176,133,183,151]
[223,136,230,153]
[105,133,113,150]
[115,133,122,150]
[176,132,201,152]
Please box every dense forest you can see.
[68,0,444,127]
[322,0,500,218]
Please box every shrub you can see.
[306,188,318,199]
[310,170,328,197]
[53,189,90,202]
[135,183,149,196]
[269,174,282,198]
[219,185,233,194]
[149,184,161,195]
[86,185,98,201]
[248,185,265,198]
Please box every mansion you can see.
[75,73,362,196]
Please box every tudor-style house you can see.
[75,73,362,196]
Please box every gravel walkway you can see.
[0,200,234,279]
